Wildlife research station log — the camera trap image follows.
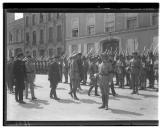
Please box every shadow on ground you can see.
[56,99,80,104]
[139,93,158,98]
[19,99,49,109]
[80,98,101,104]
[116,94,142,100]
[109,108,144,116]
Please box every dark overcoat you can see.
[13,60,26,90]
[48,61,61,87]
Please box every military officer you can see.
[88,56,100,96]
[69,53,80,100]
[48,56,61,100]
[130,52,141,94]
[98,53,113,110]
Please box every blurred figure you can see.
[7,56,14,93]
[13,53,27,104]
[48,56,61,100]
[25,55,37,100]
[62,56,69,83]
[69,53,80,100]
[82,56,89,85]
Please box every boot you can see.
[99,95,105,109]
[105,95,108,110]
[88,86,93,96]
[95,86,100,96]
[74,92,79,100]
[53,90,60,100]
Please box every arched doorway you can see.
[100,38,119,53]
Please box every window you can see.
[127,39,138,54]
[127,18,137,29]
[71,44,78,54]
[57,25,62,42]
[71,17,79,37]
[40,13,43,23]
[87,43,94,54]
[9,32,12,43]
[152,13,158,26]
[39,49,45,57]
[25,32,29,43]
[25,16,29,27]
[32,14,36,25]
[86,14,95,35]
[87,25,95,35]
[104,13,115,33]
[40,29,44,44]
[48,13,52,21]
[56,13,61,19]
[48,27,53,42]
[105,22,114,33]
[32,31,36,45]
[49,49,53,57]
[33,50,36,57]
[72,28,78,37]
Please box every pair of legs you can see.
[118,73,124,88]
[88,78,99,96]
[25,82,36,100]
[69,79,80,100]
[131,73,139,94]
[63,71,68,83]
[50,81,59,100]
[99,84,110,110]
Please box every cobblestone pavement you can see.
[7,75,158,121]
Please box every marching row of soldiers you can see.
[6,49,158,109]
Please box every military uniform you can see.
[88,58,99,96]
[25,57,36,100]
[48,57,61,100]
[69,54,80,100]
[82,57,89,85]
[98,55,113,110]
[130,53,141,94]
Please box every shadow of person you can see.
[32,99,50,105]
[80,98,102,104]
[77,89,89,95]
[109,108,144,116]
[19,102,44,109]
[116,94,142,100]
[56,99,80,104]
[138,93,158,98]
[57,87,67,91]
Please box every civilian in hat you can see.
[69,53,80,100]
[13,53,27,104]
[48,56,61,100]
[25,55,37,100]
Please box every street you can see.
[7,74,158,121]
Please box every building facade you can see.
[7,13,25,60]
[7,13,66,60]
[65,13,158,56]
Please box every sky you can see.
[14,13,23,20]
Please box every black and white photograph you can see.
[3,3,159,126]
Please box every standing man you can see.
[48,56,61,100]
[13,53,27,104]
[88,56,100,96]
[130,52,141,94]
[98,53,113,110]
[69,53,80,100]
[25,55,37,100]
[7,56,14,93]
